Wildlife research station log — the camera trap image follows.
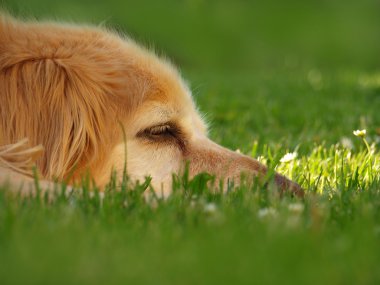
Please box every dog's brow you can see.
[139,105,177,130]
[155,107,174,118]
[152,106,177,121]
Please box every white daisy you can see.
[353,129,366,137]
[280,152,297,163]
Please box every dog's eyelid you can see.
[137,122,179,137]
[148,124,172,135]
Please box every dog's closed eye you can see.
[137,123,186,151]
[138,123,180,139]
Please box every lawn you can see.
[1,1,380,284]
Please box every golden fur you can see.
[0,14,303,197]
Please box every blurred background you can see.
[5,0,380,70]
[3,0,380,151]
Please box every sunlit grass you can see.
[1,131,380,284]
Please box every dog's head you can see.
[0,15,303,196]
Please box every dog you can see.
[0,14,303,197]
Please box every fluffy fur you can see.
[0,14,303,197]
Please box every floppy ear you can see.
[0,58,118,180]
[0,15,156,181]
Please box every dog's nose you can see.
[273,171,304,197]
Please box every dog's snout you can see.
[235,154,304,197]
[185,138,304,197]
[226,152,304,197]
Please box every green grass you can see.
[1,1,380,284]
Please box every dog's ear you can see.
[0,15,157,181]
[0,58,119,180]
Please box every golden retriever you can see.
[0,14,303,197]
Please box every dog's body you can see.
[0,14,303,197]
